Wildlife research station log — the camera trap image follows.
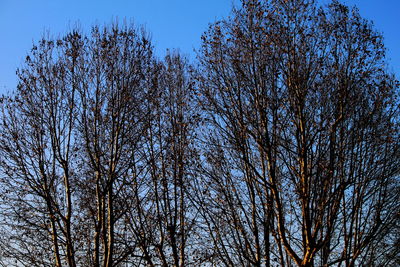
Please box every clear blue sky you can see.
[1,0,399,94]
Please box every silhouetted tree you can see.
[0,31,83,267]
[196,0,399,266]
[120,52,200,267]
[74,25,154,267]
[0,1,398,266]
[0,24,156,267]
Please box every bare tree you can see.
[196,0,399,266]
[0,24,156,267]
[74,24,154,267]
[118,51,201,267]
[0,32,82,267]
[0,24,202,267]
[0,1,398,266]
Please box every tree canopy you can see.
[0,1,398,266]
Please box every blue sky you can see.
[0,0,399,94]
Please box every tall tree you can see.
[196,0,399,266]
[0,32,85,267]
[0,1,398,266]
[121,52,200,267]
[0,24,156,267]
[74,25,154,267]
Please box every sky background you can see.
[0,0,399,94]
